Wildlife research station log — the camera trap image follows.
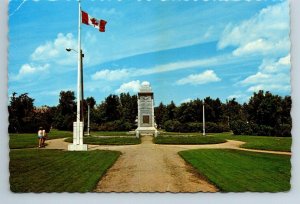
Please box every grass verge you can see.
[179,149,291,192]
[9,129,73,149]
[65,136,141,145]
[10,149,121,192]
[153,136,226,145]
[213,133,291,152]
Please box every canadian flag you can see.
[81,10,107,32]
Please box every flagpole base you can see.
[68,144,88,151]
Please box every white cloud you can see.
[247,84,290,93]
[91,69,130,81]
[224,2,291,95]
[278,54,290,65]
[91,55,231,81]
[240,72,269,85]
[180,98,192,104]
[31,33,77,66]
[115,80,141,94]
[218,1,290,58]
[176,70,221,85]
[240,72,290,93]
[227,93,250,103]
[232,38,289,57]
[258,54,290,73]
[11,63,49,81]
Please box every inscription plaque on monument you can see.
[143,115,150,124]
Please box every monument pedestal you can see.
[68,144,88,151]
[135,127,158,138]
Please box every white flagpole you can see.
[203,102,205,136]
[76,0,81,145]
[68,0,87,151]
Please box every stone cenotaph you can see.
[135,81,158,138]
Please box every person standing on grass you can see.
[37,127,45,148]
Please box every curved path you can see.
[44,136,291,192]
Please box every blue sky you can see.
[8,0,291,107]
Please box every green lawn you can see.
[153,136,226,145]
[9,129,73,149]
[10,149,121,192]
[213,133,292,152]
[158,131,207,136]
[65,136,141,145]
[90,131,132,136]
[179,149,291,192]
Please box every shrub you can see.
[96,120,134,131]
[256,125,274,136]
[164,120,182,132]
[230,120,252,135]
[205,122,227,133]
[275,124,291,137]
[187,122,203,132]
[164,120,228,133]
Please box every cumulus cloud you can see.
[240,71,290,93]
[218,1,290,58]
[11,63,49,81]
[115,80,141,94]
[91,69,130,81]
[225,2,291,95]
[239,54,291,93]
[31,33,77,65]
[176,70,221,85]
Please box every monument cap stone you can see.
[140,81,152,93]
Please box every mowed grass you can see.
[65,136,141,145]
[9,129,73,149]
[213,133,292,152]
[154,136,226,145]
[159,131,207,137]
[90,131,131,136]
[10,149,121,192]
[179,149,291,192]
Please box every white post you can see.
[203,103,205,136]
[68,0,87,151]
[87,104,90,136]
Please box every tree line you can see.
[8,90,291,136]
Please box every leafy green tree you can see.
[8,92,35,133]
[281,96,291,125]
[120,93,137,124]
[154,102,167,128]
[103,94,121,122]
[246,91,282,127]
[165,101,177,121]
[52,91,76,130]
[85,96,96,109]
